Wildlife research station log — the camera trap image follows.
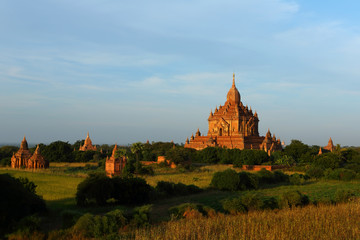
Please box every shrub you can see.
[222,198,247,214]
[76,173,114,206]
[169,203,213,219]
[334,189,356,203]
[257,169,276,185]
[210,169,240,191]
[112,176,152,205]
[131,205,152,227]
[222,193,278,214]
[324,168,357,181]
[289,173,307,185]
[155,181,202,197]
[238,171,259,190]
[240,192,265,211]
[279,190,309,208]
[306,166,324,179]
[273,170,290,183]
[72,209,126,238]
[256,169,289,185]
[0,174,46,237]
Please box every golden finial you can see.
[232,73,235,86]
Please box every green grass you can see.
[0,169,83,201]
[144,164,238,188]
[3,164,360,230]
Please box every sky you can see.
[0,0,360,146]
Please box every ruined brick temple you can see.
[185,74,282,154]
[105,144,127,177]
[11,136,49,169]
[79,132,97,151]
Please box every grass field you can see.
[3,163,360,232]
[135,200,360,240]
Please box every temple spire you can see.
[232,73,235,86]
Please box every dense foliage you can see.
[0,174,46,237]
[76,173,152,206]
[210,168,290,191]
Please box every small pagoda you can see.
[11,136,32,168]
[28,145,49,169]
[11,136,49,169]
[318,137,336,154]
[79,132,97,151]
[105,144,127,177]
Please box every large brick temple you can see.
[184,74,282,154]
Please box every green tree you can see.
[42,141,74,162]
[0,174,46,237]
[283,140,310,161]
[131,142,144,173]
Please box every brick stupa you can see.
[11,136,49,169]
[105,144,127,177]
[79,132,97,151]
[185,74,282,154]
[318,137,336,154]
[28,145,49,169]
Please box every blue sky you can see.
[0,0,359,146]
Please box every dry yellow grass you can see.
[135,200,360,240]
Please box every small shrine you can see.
[105,144,127,177]
[11,136,49,169]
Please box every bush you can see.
[0,174,46,237]
[169,203,213,219]
[210,169,240,191]
[211,169,260,191]
[306,166,324,179]
[334,189,356,203]
[279,190,309,208]
[289,173,308,185]
[131,205,152,227]
[238,171,259,190]
[76,173,114,206]
[240,192,265,211]
[112,176,152,205]
[155,181,202,197]
[222,193,278,214]
[324,168,357,181]
[72,209,126,238]
[222,198,247,214]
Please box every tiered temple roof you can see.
[185,74,282,154]
[79,132,97,151]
